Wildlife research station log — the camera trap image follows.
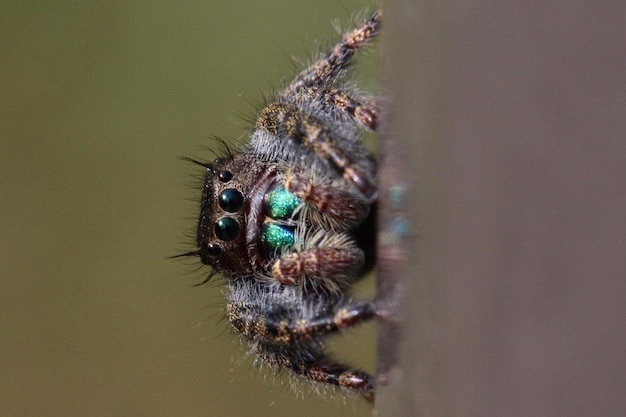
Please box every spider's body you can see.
[190,10,381,401]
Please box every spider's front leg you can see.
[257,102,377,201]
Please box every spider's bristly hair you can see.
[181,137,239,172]
[193,267,219,287]
[169,250,201,259]
[239,91,273,128]
[181,156,216,172]
[208,135,239,160]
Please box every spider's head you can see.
[195,154,276,279]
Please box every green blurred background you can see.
[1,1,378,416]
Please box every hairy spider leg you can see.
[293,87,379,131]
[227,294,376,400]
[281,10,382,95]
[257,102,377,200]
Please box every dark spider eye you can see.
[218,170,233,182]
[219,188,244,212]
[214,217,240,241]
[207,242,222,256]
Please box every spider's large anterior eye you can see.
[218,170,233,183]
[207,242,222,256]
[219,188,244,213]
[214,217,240,241]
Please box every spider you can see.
[182,10,381,402]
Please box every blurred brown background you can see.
[0,1,378,416]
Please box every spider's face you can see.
[196,155,279,278]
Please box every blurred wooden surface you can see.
[376,1,626,416]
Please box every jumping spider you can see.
[184,10,381,401]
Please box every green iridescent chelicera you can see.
[264,185,301,219]
[260,223,295,254]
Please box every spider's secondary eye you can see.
[218,170,233,182]
[207,242,222,256]
[219,188,244,212]
[215,217,240,241]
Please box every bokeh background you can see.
[1,1,379,416]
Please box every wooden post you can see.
[376,1,626,416]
